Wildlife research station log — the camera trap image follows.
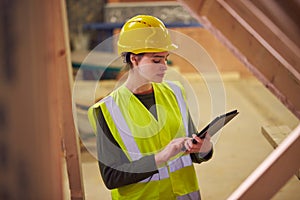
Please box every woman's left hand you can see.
[184,133,212,154]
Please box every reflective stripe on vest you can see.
[169,154,192,173]
[140,166,169,182]
[166,81,189,135]
[100,96,142,161]
[102,82,192,182]
[139,154,192,182]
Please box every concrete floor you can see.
[67,73,299,200]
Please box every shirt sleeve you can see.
[96,107,158,190]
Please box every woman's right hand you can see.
[154,137,187,166]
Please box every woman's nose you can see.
[160,63,168,71]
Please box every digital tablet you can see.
[192,109,239,144]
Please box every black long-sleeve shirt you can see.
[96,92,213,189]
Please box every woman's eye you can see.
[153,60,161,63]
[153,59,168,64]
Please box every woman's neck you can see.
[125,80,152,94]
[125,71,152,94]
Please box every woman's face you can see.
[134,52,169,83]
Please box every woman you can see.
[88,15,213,200]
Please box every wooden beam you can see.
[249,0,300,48]
[222,0,300,74]
[261,125,291,149]
[0,0,67,199]
[262,125,300,179]
[0,0,85,199]
[179,0,300,119]
[228,124,300,199]
[56,1,85,199]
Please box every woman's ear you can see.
[130,54,137,66]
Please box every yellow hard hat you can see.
[117,15,178,55]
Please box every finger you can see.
[194,137,201,144]
[192,134,199,140]
[191,144,201,153]
[189,139,202,153]
[184,139,192,151]
[173,138,186,152]
[172,137,185,145]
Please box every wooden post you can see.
[0,0,84,199]
[0,0,64,199]
[57,1,85,199]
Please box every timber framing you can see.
[178,0,300,198]
[179,0,300,119]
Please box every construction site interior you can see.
[1,0,299,200]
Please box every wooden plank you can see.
[56,1,85,199]
[249,0,300,48]
[223,0,300,74]
[262,125,300,179]
[228,124,300,199]
[261,125,291,148]
[0,1,66,199]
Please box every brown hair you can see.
[121,52,145,71]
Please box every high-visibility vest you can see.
[88,81,200,200]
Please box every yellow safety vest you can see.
[88,81,200,200]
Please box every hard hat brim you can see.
[130,44,178,54]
